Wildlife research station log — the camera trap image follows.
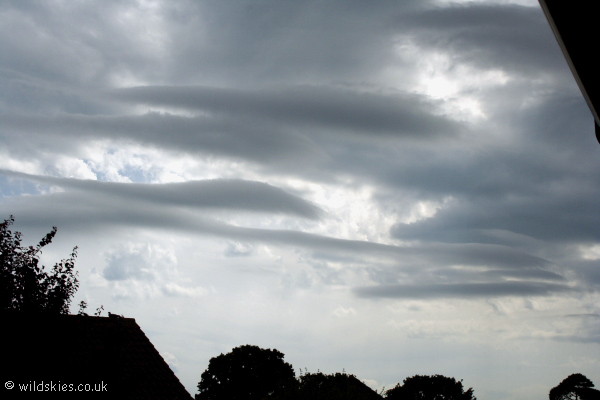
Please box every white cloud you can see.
[162,282,207,298]
[100,241,206,300]
[578,244,600,261]
[332,306,357,318]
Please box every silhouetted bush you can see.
[386,374,476,400]
[1,215,79,314]
[297,371,382,400]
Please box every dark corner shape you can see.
[539,1,600,144]
[1,311,193,400]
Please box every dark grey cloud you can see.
[480,268,564,282]
[379,101,596,198]
[531,314,600,344]
[112,85,461,138]
[561,259,600,290]
[0,170,322,219]
[386,122,600,246]
[354,281,572,300]
[1,81,465,179]
[164,0,424,84]
[0,1,168,86]
[380,131,600,295]
[1,112,326,166]
[0,0,596,307]
[2,84,464,177]
[390,190,600,245]
[2,179,580,303]
[2,184,560,286]
[392,3,567,76]
[374,92,600,250]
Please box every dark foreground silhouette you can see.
[550,373,600,400]
[1,311,193,400]
[195,348,600,400]
[1,216,79,314]
[195,344,475,400]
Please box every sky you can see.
[1,0,599,398]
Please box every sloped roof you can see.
[1,311,193,400]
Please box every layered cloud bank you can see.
[1,1,599,399]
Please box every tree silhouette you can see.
[196,344,297,400]
[297,371,382,400]
[0,215,79,314]
[386,375,476,400]
[549,374,600,400]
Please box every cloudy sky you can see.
[1,0,599,398]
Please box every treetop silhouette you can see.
[196,344,296,400]
[550,373,600,400]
